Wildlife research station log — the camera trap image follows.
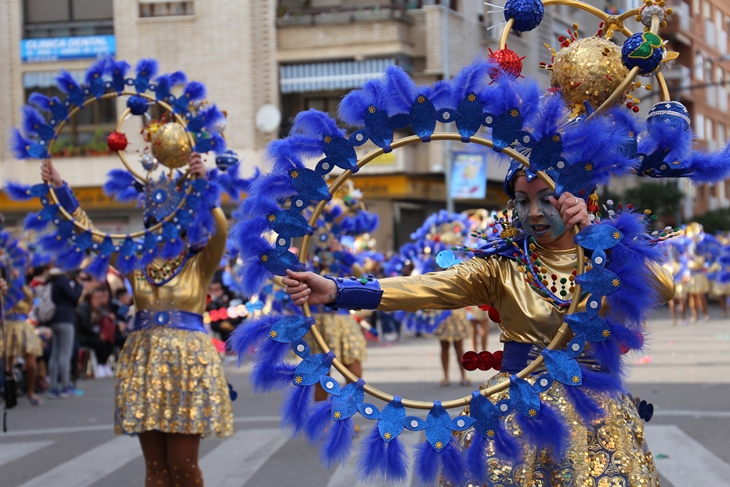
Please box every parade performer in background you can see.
[685,223,711,322]
[228,1,730,485]
[0,231,43,406]
[8,57,242,487]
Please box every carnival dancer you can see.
[42,155,233,487]
[0,232,43,405]
[282,173,675,485]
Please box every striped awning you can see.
[23,70,85,89]
[280,58,395,94]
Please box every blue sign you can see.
[450,152,487,200]
[21,36,116,63]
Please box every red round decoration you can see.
[107,131,129,151]
[492,350,503,371]
[461,351,479,371]
[487,306,501,323]
[487,48,524,80]
[478,304,491,311]
[477,351,493,371]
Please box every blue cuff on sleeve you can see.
[54,183,79,213]
[326,275,383,311]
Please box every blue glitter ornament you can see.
[647,101,690,132]
[504,0,544,33]
[621,32,664,75]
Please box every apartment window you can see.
[695,52,704,80]
[23,0,113,38]
[710,184,717,197]
[696,113,705,139]
[139,1,194,18]
[718,123,726,146]
[706,118,713,142]
[24,76,117,157]
[703,1,711,19]
[692,0,699,17]
[407,0,458,10]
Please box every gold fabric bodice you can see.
[72,207,227,313]
[9,286,33,315]
[379,246,674,344]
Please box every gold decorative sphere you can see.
[550,37,630,114]
[150,122,191,169]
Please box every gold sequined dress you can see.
[1,287,42,358]
[377,247,674,487]
[434,307,471,342]
[73,206,234,438]
[310,310,367,365]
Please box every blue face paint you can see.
[515,189,566,244]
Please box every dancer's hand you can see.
[41,160,64,188]
[189,153,206,178]
[549,192,591,231]
[282,270,337,306]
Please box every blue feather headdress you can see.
[0,231,31,312]
[6,56,231,277]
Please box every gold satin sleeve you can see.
[194,207,228,284]
[10,286,34,315]
[379,257,497,312]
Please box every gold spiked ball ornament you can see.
[150,122,192,169]
[550,37,630,114]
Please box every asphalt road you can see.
[1,307,729,487]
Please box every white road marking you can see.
[16,436,141,487]
[645,424,730,487]
[0,441,54,468]
[327,429,423,487]
[200,428,289,487]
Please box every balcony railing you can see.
[277,1,413,25]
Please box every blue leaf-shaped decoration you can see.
[576,267,623,296]
[564,312,611,343]
[484,108,524,152]
[450,415,476,431]
[319,376,341,396]
[292,338,310,359]
[410,95,437,141]
[321,136,359,173]
[332,379,366,421]
[268,315,316,343]
[267,211,313,239]
[455,94,485,142]
[377,398,406,443]
[591,247,608,272]
[509,376,541,418]
[522,132,563,173]
[574,223,624,250]
[423,402,455,451]
[358,402,381,420]
[542,349,583,386]
[260,248,305,276]
[292,351,334,387]
[403,416,427,431]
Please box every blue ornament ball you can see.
[646,101,691,132]
[504,0,544,33]
[215,149,239,171]
[621,32,664,75]
[127,96,149,116]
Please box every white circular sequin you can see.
[442,112,451,120]
[296,344,305,352]
[659,164,667,170]
[606,199,614,205]
[322,163,330,170]
[556,161,565,169]
[522,135,530,143]
[485,116,493,124]
[638,155,644,161]
[500,404,509,412]
[356,134,364,141]
[594,256,603,265]
[411,420,419,428]
[296,200,303,207]
[572,343,580,352]
[278,238,286,246]
[590,301,599,309]
[457,419,465,427]
[365,407,373,415]
[540,379,548,387]
[326,381,334,389]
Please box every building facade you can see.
[2,0,622,250]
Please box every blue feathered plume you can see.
[450,58,495,107]
[105,58,131,94]
[154,71,187,101]
[513,402,569,460]
[22,105,55,141]
[228,314,279,362]
[356,427,408,483]
[281,384,315,438]
[685,143,730,184]
[102,169,140,202]
[85,58,107,99]
[172,81,206,113]
[321,418,355,468]
[338,78,387,127]
[28,93,68,122]
[5,181,47,201]
[10,128,49,160]
[134,59,158,93]
[194,132,226,154]
[56,70,85,107]
[382,65,417,116]
[304,399,333,443]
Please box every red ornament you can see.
[478,351,493,371]
[487,306,501,323]
[492,350,503,371]
[107,131,128,152]
[461,351,479,371]
[487,47,525,80]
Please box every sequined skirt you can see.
[309,313,367,365]
[443,373,659,487]
[710,281,730,297]
[435,308,471,342]
[0,320,42,358]
[114,327,234,438]
[687,273,709,294]
[468,307,491,322]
